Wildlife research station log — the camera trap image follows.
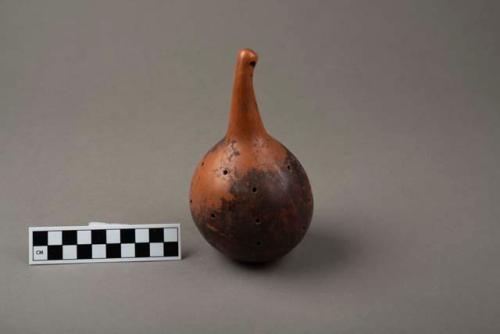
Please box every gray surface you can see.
[1,0,499,333]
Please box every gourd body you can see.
[189,49,313,262]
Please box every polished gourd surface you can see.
[189,49,313,263]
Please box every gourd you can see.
[189,49,313,262]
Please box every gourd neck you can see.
[226,49,267,140]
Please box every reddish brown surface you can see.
[190,49,313,262]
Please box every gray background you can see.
[1,0,499,333]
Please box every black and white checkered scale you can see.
[30,225,179,263]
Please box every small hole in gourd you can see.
[252,187,257,193]
[287,165,291,170]
[256,241,262,246]
[189,199,192,204]
[255,218,261,224]
[223,169,228,175]
[249,61,256,67]
[201,162,205,166]
[210,213,215,219]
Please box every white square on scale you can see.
[63,245,77,259]
[48,231,62,245]
[106,230,120,244]
[164,228,177,242]
[33,246,48,261]
[135,229,149,242]
[92,244,106,258]
[150,243,163,257]
[77,230,91,244]
[121,244,135,258]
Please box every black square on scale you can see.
[62,230,77,245]
[135,243,150,257]
[149,228,163,242]
[77,245,92,259]
[120,229,135,243]
[33,231,48,246]
[106,244,121,258]
[47,245,63,260]
[164,242,178,257]
[92,230,106,244]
